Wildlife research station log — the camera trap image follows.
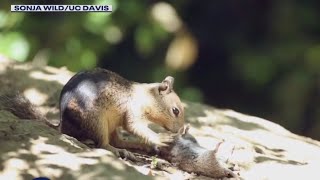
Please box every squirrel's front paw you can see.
[157,133,176,147]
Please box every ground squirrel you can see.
[59,68,184,160]
[0,68,184,160]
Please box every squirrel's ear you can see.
[178,124,190,135]
[177,126,185,135]
[163,76,174,89]
[184,124,190,134]
[159,76,174,95]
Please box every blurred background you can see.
[0,0,319,139]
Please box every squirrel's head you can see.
[146,76,184,133]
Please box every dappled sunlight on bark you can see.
[0,118,152,180]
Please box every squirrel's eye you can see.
[172,107,180,117]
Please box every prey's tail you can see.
[0,92,59,130]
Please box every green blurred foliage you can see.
[0,0,319,139]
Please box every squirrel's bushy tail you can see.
[0,92,58,129]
